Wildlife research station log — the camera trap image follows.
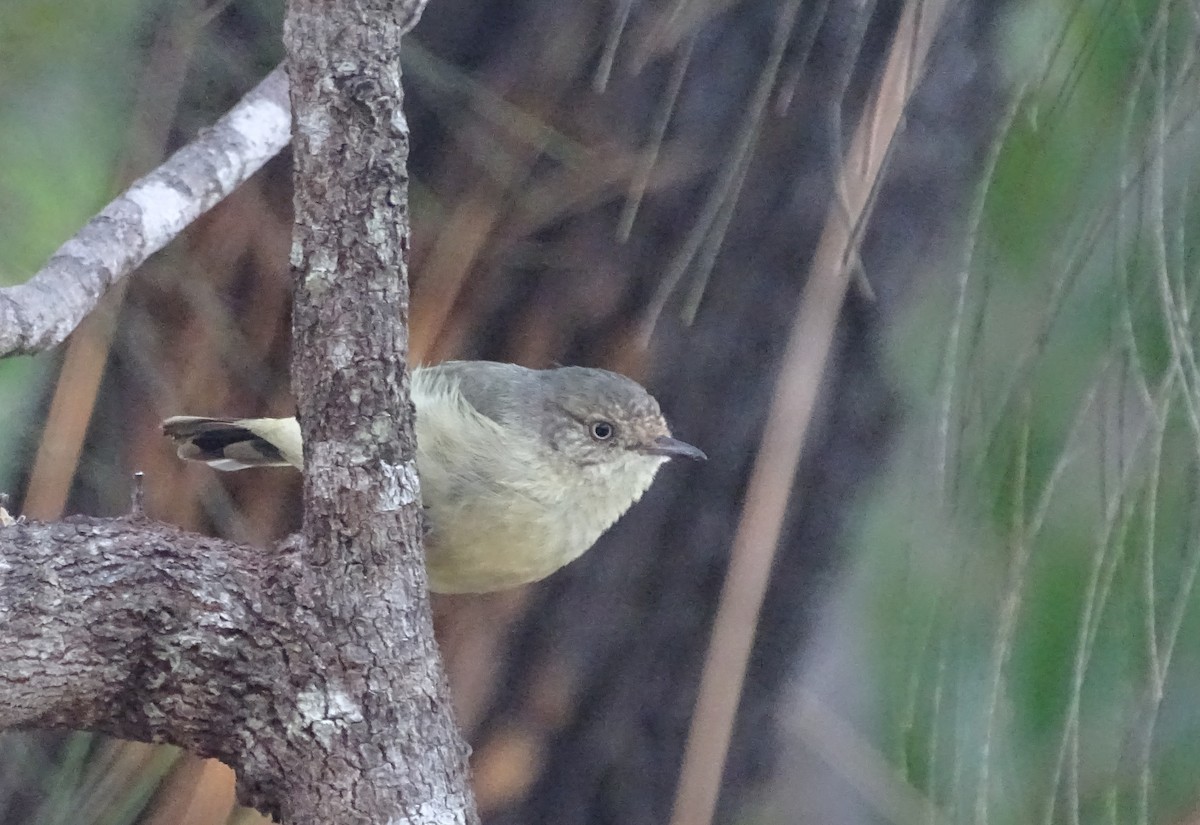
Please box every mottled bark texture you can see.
[281,0,477,823]
[0,513,474,824]
[2,1,481,823]
[0,518,302,814]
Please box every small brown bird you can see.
[163,361,705,593]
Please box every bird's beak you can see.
[645,435,707,461]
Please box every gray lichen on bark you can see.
[0,0,479,823]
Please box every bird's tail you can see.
[161,416,303,471]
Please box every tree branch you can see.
[0,510,474,824]
[0,516,303,817]
[1,0,477,821]
[0,67,290,357]
[280,0,477,820]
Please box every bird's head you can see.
[536,367,706,481]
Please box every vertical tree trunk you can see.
[5,1,1004,823]
[281,0,478,821]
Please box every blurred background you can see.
[3,0,1200,823]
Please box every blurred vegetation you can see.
[0,0,145,488]
[848,1,1200,824]
[4,0,1200,823]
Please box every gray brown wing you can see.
[415,361,542,427]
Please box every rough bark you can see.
[0,512,475,824]
[280,0,476,821]
[0,517,300,815]
[1,0,481,823]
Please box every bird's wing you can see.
[413,361,538,427]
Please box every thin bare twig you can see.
[593,0,636,92]
[0,67,290,357]
[617,33,695,242]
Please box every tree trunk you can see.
[2,0,481,823]
[277,1,476,821]
[3,1,1005,823]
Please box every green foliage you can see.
[850,0,1200,822]
[0,0,150,276]
[0,2,274,823]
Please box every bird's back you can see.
[412,364,578,592]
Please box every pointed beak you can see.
[645,435,707,461]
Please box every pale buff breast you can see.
[413,371,566,592]
[411,370,666,593]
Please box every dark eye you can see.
[589,420,615,441]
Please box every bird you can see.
[162,360,705,593]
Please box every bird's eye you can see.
[589,420,615,441]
